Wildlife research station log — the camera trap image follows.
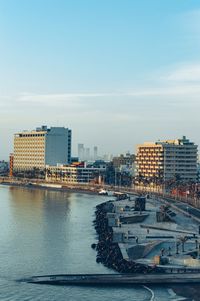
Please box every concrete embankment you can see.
[94,201,159,274]
[27,273,200,285]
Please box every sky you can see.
[1,0,200,159]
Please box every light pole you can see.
[114,168,117,188]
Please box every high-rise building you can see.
[13,125,72,172]
[136,136,198,184]
[94,146,98,161]
[78,144,84,161]
[85,147,90,161]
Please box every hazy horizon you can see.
[1,0,200,160]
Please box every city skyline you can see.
[1,1,200,159]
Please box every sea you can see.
[0,185,189,301]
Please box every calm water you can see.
[0,185,185,301]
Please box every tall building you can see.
[93,146,98,161]
[13,125,72,172]
[136,136,198,185]
[78,143,84,161]
[85,147,90,161]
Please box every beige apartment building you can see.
[13,125,71,172]
[136,136,198,186]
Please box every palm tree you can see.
[179,236,188,253]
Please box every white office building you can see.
[13,125,72,171]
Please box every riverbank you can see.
[0,180,101,195]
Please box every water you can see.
[0,185,186,301]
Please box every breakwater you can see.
[94,201,159,274]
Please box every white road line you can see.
[143,285,155,301]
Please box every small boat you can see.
[98,189,108,195]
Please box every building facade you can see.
[0,160,9,175]
[136,136,198,187]
[9,153,14,177]
[112,153,135,174]
[13,125,71,172]
[93,146,98,161]
[78,143,84,161]
[45,163,106,184]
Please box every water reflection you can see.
[0,185,186,301]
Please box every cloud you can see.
[17,92,121,103]
[13,79,200,105]
[1,60,200,111]
[163,63,200,82]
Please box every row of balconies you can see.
[14,153,45,156]
[140,161,163,164]
[137,153,163,157]
[137,168,163,172]
[138,148,163,152]
[136,160,164,165]
[137,165,163,168]
[165,154,197,158]
[14,147,45,150]
[137,157,164,161]
[166,162,198,166]
[14,163,45,166]
[165,169,197,173]
[164,164,197,168]
[15,134,45,138]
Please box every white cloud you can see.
[1,60,200,111]
[163,63,200,82]
[12,80,200,105]
[17,92,120,103]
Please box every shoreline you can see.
[1,180,198,300]
[0,181,101,195]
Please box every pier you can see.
[27,273,200,285]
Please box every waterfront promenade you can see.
[1,175,200,216]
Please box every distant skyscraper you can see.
[78,144,85,161]
[94,146,98,161]
[85,147,90,161]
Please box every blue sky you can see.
[1,0,200,159]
